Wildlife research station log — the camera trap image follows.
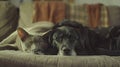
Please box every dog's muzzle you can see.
[59,46,76,56]
[63,47,71,55]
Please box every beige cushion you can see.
[0,50,120,67]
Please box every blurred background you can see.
[8,0,120,8]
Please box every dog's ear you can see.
[17,27,30,41]
[43,29,58,45]
[42,30,58,55]
[43,30,54,44]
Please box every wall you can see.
[75,0,120,6]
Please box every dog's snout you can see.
[63,48,71,53]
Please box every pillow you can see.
[0,1,19,41]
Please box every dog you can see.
[46,20,85,56]
[46,20,109,56]
[0,21,55,55]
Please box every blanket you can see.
[66,3,109,28]
[86,4,101,28]
[33,1,66,24]
[66,4,88,26]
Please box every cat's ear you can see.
[17,27,30,41]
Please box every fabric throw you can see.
[86,4,109,28]
[66,4,89,26]
[66,3,109,28]
[86,4,102,28]
[100,6,109,28]
[33,1,66,24]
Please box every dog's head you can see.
[48,20,83,56]
[17,27,48,55]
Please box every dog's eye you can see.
[56,37,62,42]
[69,35,74,39]
[76,35,79,39]
[59,34,64,38]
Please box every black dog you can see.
[44,20,82,56]
[45,20,120,56]
[44,20,103,56]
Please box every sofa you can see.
[0,1,120,67]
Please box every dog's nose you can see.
[63,48,71,53]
